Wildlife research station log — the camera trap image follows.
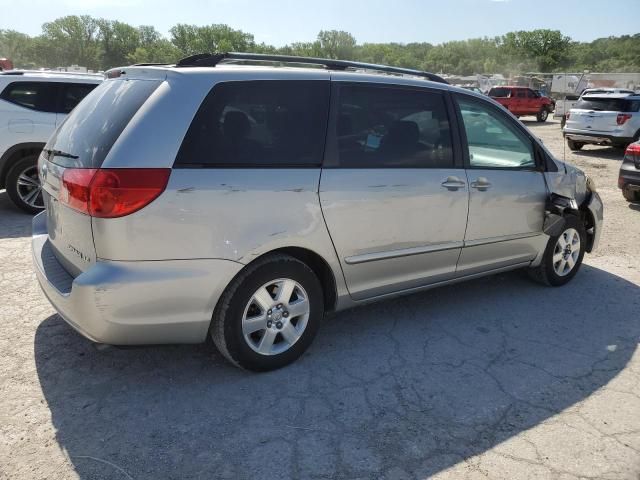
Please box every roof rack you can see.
[175,52,448,84]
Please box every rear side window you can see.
[46,79,160,168]
[60,83,98,113]
[175,81,330,167]
[332,84,453,168]
[0,81,57,112]
[488,88,511,98]
[575,97,629,112]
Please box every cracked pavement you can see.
[1,119,639,479]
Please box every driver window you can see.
[457,96,535,169]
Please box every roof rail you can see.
[175,52,448,84]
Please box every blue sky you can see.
[1,0,638,45]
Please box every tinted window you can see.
[60,83,98,113]
[488,88,511,98]
[334,84,453,168]
[516,90,526,98]
[0,81,56,112]
[46,79,160,168]
[527,90,537,98]
[457,96,535,169]
[176,81,330,167]
[575,97,629,112]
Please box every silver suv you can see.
[564,92,640,150]
[32,53,603,371]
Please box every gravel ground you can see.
[1,117,639,480]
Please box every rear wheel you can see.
[536,108,549,122]
[622,188,639,202]
[211,254,324,371]
[6,155,44,214]
[567,139,584,151]
[528,215,586,286]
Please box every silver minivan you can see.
[32,53,603,371]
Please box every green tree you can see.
[0,30,35,67]
[38,15,101,69]
[170,24,255,56]
[317,30,356,59]
[502,29,571,71]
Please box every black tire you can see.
[622,188,639,202]
[567,139,584,151]
[536,108,548,122]
[211,254,324,371]
[528,215,587,287]
[5,154,43,214]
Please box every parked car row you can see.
[29,53,603,371]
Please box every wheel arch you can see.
[258,247,338,313]
[0,142,45,189]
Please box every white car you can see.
[564,92,640,150]
[0,71,102,213]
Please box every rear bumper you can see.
[563,130,633,146]
[619,164,640,190]
[32,212,243,345]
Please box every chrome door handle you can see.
[470,177,492,191]
[441,176,466,191]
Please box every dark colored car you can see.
[619,141,640,202]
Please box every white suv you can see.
[563,92,640,151]
[0,71,102,213]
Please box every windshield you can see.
[46,79,161,168]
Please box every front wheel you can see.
[6,155,44,214]
[536,108,549,122]
[211,254,324,371]
[528,216,586,286]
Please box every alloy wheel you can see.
[552,228,581,277]
[242,278,310,355]
[16,165,44,209]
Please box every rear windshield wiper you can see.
[44,149,79,160]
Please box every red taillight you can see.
[61,168,97,214]
[617,113,632,125]
[565,112,570,120]
[61,168,170,218]
[625,143,640,156]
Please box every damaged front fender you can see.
[544,162,603,253]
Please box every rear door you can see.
[526,89,540,114]
[0,80,57,137]
[41,78,160,276]
[320,82,468,300]
[454,94,547,275]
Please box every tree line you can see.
[1,15,639,75]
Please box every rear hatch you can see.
[40,78,161,276]
[566,96,632,133]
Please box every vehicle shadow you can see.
[34,265,639,479]
[571,146,624,161]
[0,190,33,239]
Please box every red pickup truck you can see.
[488,86,554,122]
